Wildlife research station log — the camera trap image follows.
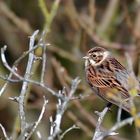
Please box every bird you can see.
[83,47,139,112]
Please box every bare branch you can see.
[0,46,62,99]
[18,30,39,133]
[1,44,81,140]
[93,110,140,140]
[48,78,80,140]
[0,54,61,98]
[98,113,140,140]
[0,37,40,96]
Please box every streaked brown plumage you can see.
[84,47,139,112]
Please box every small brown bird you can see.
[83,47,139,112]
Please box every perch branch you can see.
[92,106,110,140]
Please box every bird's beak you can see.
[83,56,89,59]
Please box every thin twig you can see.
[98,113,140,140]
[0,74,21,82]
[0,124,10,140]
[25,97,48,140]
[18,30,39,134]
[0,69,13,96]
[0,41,40,96]
[60,125,80,139]
[40,32,47,84]
[92,107,110,140]
[94,111,140,140]
[48,78,80,140]
[0,52,61,98]
[36,131,42,140]
[0,46,18,96]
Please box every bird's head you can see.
[83,47,110,66]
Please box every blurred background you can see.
[0,0,140,140]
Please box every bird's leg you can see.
[106,102,112,112]
[106,102,112,108]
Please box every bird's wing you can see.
[88,74,129,98]
[108,57,126,71]
[87,58,130,98]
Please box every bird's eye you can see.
[92,54,96,57]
